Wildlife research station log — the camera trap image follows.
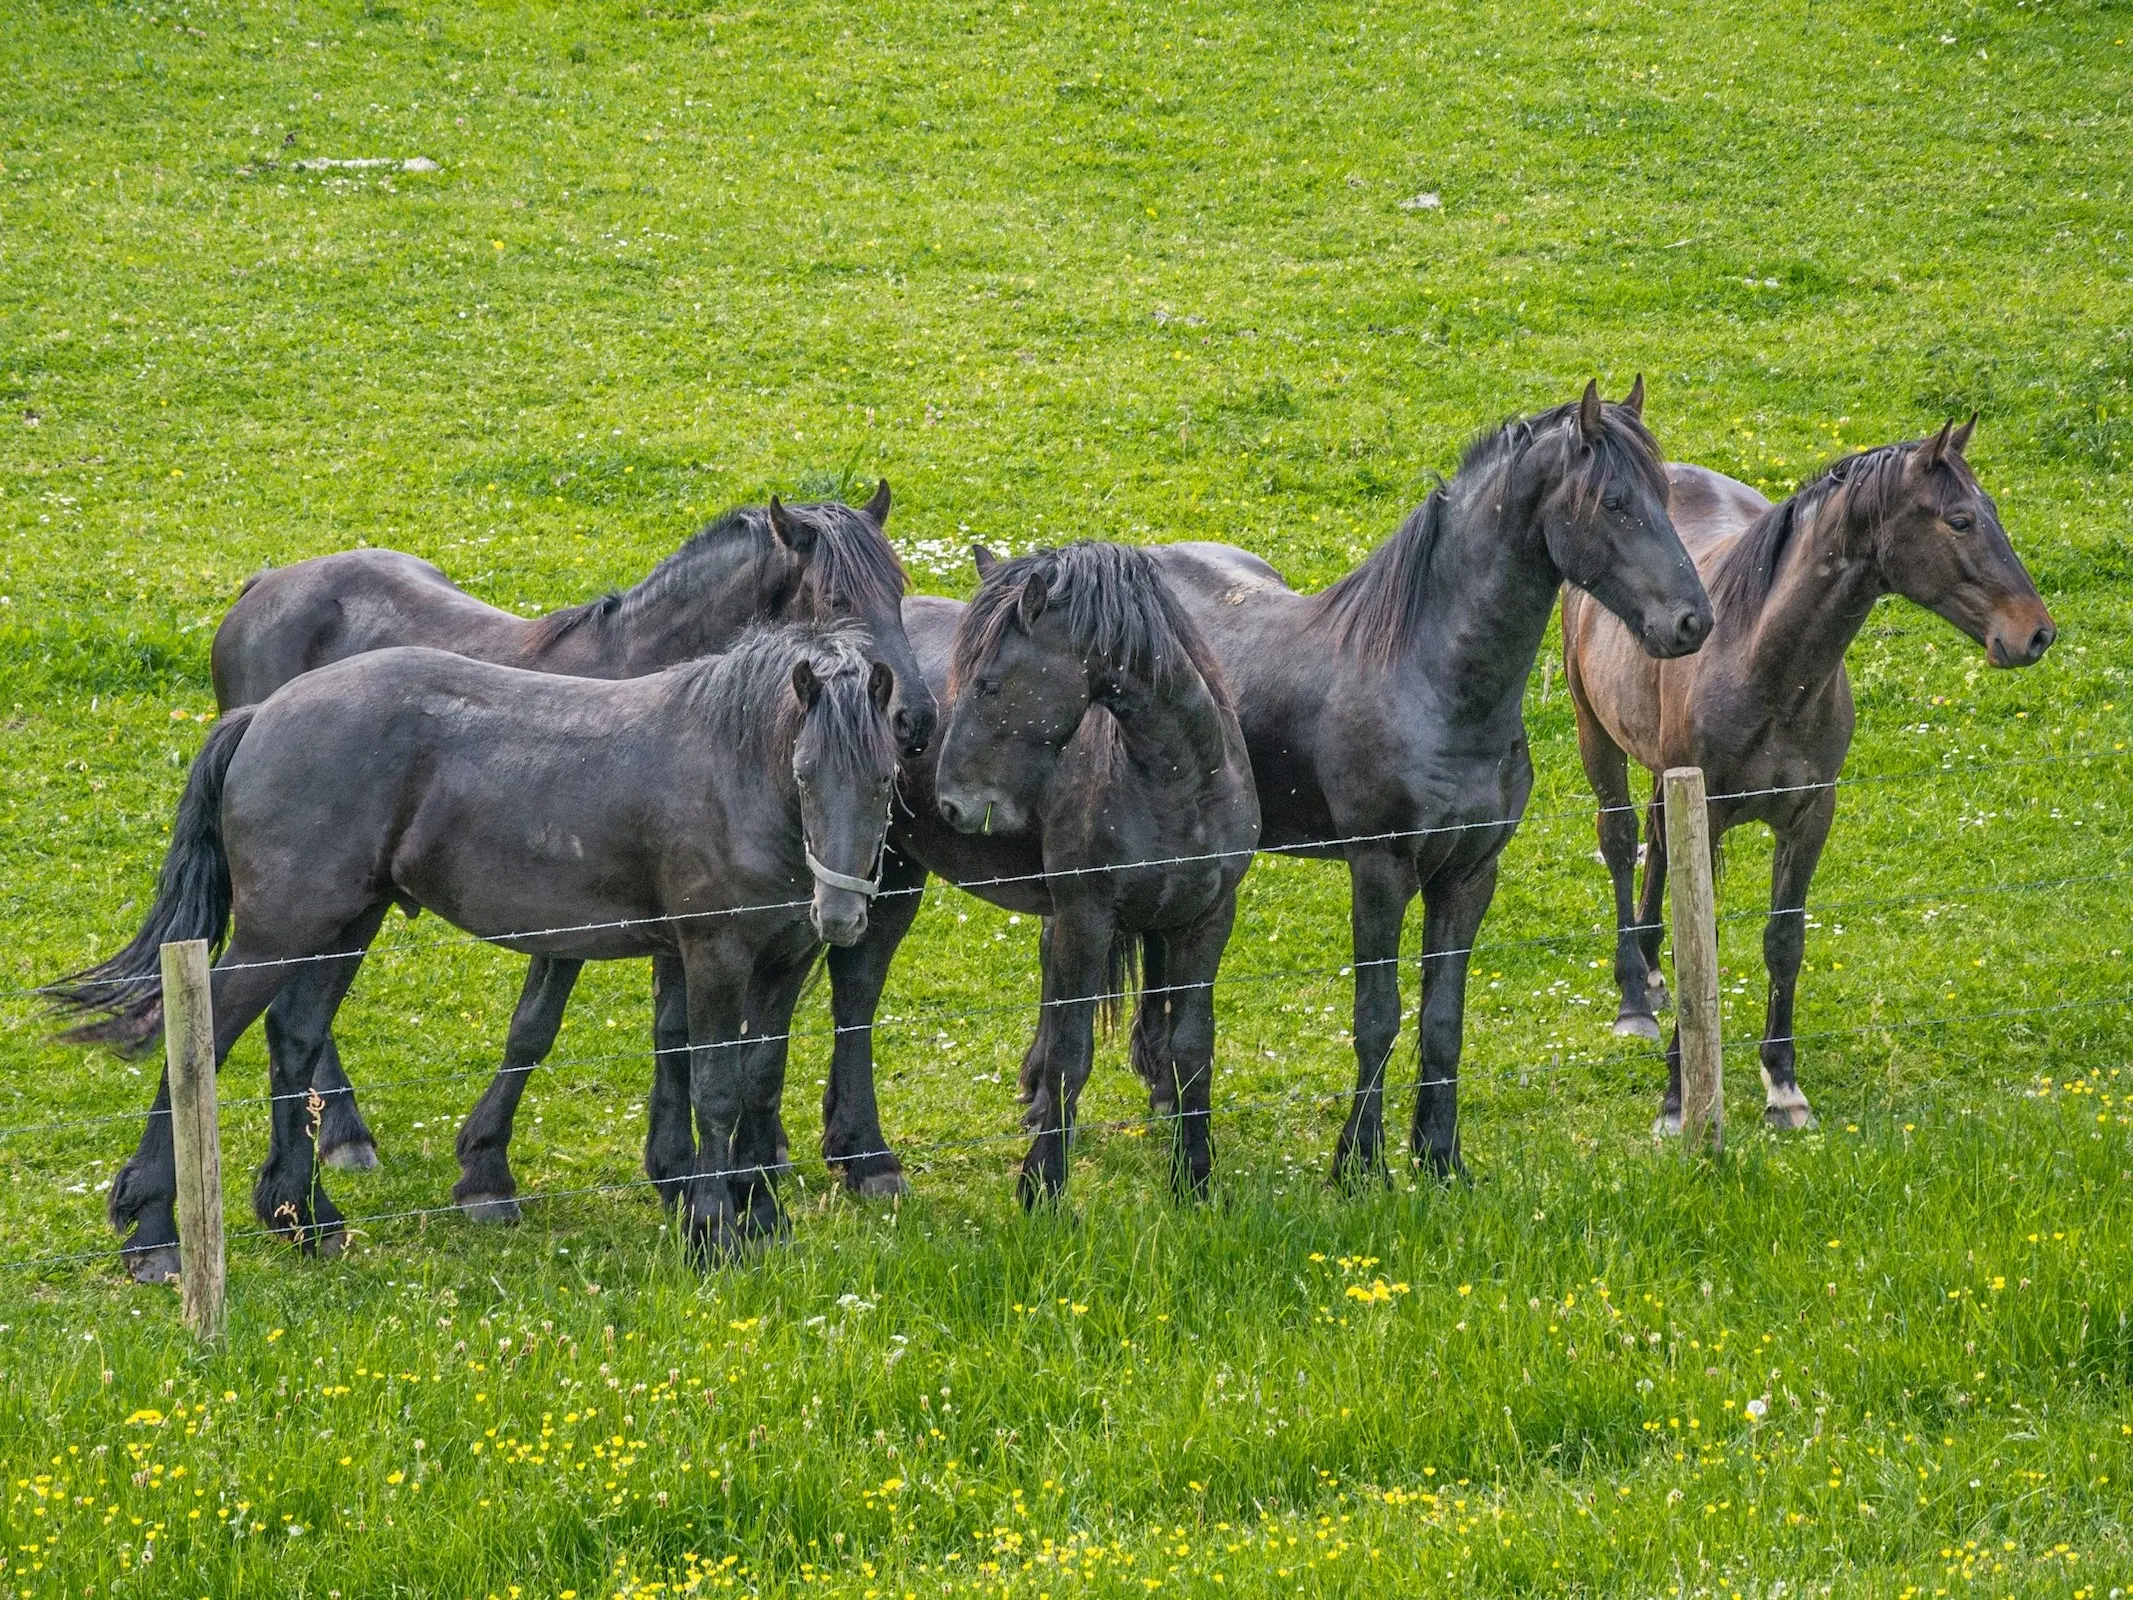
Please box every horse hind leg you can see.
[110,954,286,1284]
[453,956,583,1223]
[254,909,387,1256]
[312,1034,379,1172]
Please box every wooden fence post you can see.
[161,939,225,1343]
[1662,767,1723,1154]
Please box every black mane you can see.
[1706,439,1971,615]
[687,621,897,778]
[1314,399,1667,662]
[951,540,1231,708]
[530,499,908,649]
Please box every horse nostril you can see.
[937,796,964,828]
[2028,623,2056,663]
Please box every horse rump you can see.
[44,708,255,1051]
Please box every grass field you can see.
[3,0,2132,1594]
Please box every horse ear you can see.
[971,545,1000,580]
[868,660,895,714]
[1918,419,1954,472]
[862,478,892,525]
[1577,379,1604,443]
[1950,411,1977,456]
[790,659,822,709]
[1017,574,1049,629]
[769,495,818,557]
[1620,373,1645,419]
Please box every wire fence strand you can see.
[8,741,2124,1002]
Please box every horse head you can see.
[787,638,900,947]
[1532,378,1713,659]
[768,485,940,758]
[1865,419,2055,668]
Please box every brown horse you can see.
[1562,418,2056,1132]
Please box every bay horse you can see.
[204,487,932,1175]
[1140,380,1713,1182]
[50,625,899,1278]
[1561,418,2055,1131]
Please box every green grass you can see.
[3,0,2131,1594]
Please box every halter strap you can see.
[804,846,881,900]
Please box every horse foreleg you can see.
[678,936,751,1262]
[1019,921,1062,1134]
[643,955,695,1209]
[821,848,927,1197]
[1635,787,1671,1013]
[1130,931,1177,1121]
[730,952,815,1241]
[1019,912,1105,1208]
[254,908,387,1257]
[108,955,285,1284]
[1410,860,1497,1180]
[452,956,583,1223]
[1579,721,1660,1042]
[1334,850,1417,1187]
[1160,900,1237,1202]
[1761,791,1834,1130]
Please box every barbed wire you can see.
[3,855,2128,1144]
[8,742,2124,1001]
[3,984,2126,1277]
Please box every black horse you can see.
[446,542,1260,1206]
[1141,380,1712,1180]
[51,624,899,1277]
[781,383,1714,1193]
[204,487,932,1175]
[923,541,1257,1201]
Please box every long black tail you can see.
[46,707,256,1052]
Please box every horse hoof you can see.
[314,1228,349,1260]
[1645,978,1672,1013]
[847,1170,908,1202]
[1612,1013,1662,1042]
[125,1246,182,1285]
[457,1192,523,1225]
[1651,1112,1683,1139]
[320,1139,380,1172]
[1764,1102,1818,1131]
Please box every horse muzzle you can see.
[1640,598,1713,660]
[1985,601,2056,669]
[810,899,870,947]
[806,846,879,947]
[936,790,1022,835]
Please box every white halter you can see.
[804,845,882,900]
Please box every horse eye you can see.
[976,679,1002,697]
[1946,514,1973,532]
[1602,494,1627,514]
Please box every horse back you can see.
[1666,463,1773,565]
[211,548,532,712]
[221,648,699,958]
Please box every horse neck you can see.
[613,531,792,674]
[1106,662,1231,794]
[1397,459,1561,722]
[1738,495,1884,714]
